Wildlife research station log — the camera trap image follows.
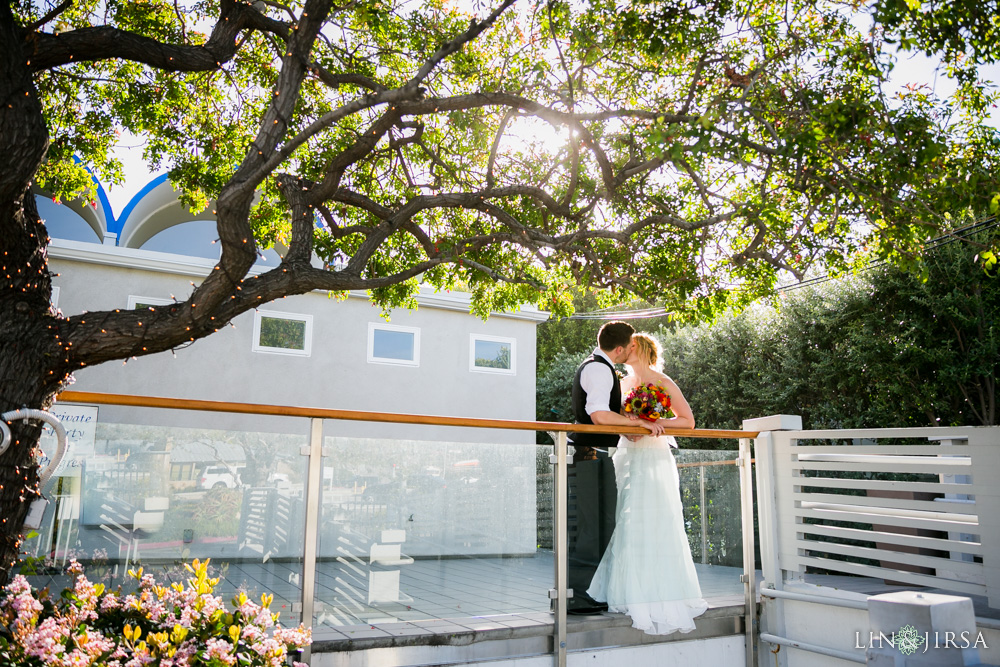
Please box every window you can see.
[368,323,419,366]
[470,335,515,374]
[253,310,312,356]
[170,462,194,481]
[128,295,174,311]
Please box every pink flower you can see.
[253,608,276,629]
[100,595,122,612]
[2,576,44,635]
[274,625,312,648]
[25,616,70,662]
[204,638,236,666]
[241,625,264,643]
[3,560,313,667]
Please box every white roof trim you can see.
[48,239,550,322]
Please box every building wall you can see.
[49,239,543,442]
[42,239,546,561]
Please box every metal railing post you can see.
[552,432,569,667]
[700,464,708,564]
[299,418,324,665]
[739,437,757,667]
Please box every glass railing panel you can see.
[675,448,745,598]
[555,444,745,624]
[313,427,551,628]
[19,403,309,625]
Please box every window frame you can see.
[367,322,421,367]
[469,334,516,375]
[127,295,174,311]
[252,309,313,357]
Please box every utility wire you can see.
[564,215,999,319]
[778,215,999,294]
[567,307,672,320]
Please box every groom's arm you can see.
[591,410,666,436]
[582,365,665,436]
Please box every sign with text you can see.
[38,404,99,479]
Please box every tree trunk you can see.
[0,190,72,586]
[0,4,69,584]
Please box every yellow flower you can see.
[171,625,188,643]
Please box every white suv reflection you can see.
[198,465,242,489]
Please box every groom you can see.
[565,321,663,613]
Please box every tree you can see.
[650,223,1000,440]
[2,0,998,581]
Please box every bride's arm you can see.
[587,374,667,435]
[653,374,695,430]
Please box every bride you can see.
[586,332,709,635]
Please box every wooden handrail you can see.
[58,391,759,439]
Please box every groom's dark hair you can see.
[597,321,634,351]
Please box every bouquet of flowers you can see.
[623,383,674,422]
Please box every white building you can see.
[41,174,545,429]
[32,174,547,572]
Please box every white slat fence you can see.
[758,425,1000,605]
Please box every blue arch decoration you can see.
[44,163,320,261]
[76,157,116,232]
[112,172,170,239]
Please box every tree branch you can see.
[25,0,289,72]
[24,0,72,33]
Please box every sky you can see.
[100,37,1000,220]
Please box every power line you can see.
[567,306,672,320]
[564,215,999,318]
[777,215,999,293]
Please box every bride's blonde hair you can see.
[632,333,662,370]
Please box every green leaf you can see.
[977,250,997,277]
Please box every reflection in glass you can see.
[473,339,511,370]
[19,420,308,625]
[18,410,748,637]
[371,328,415,361]
[675,449,743,567]
[313,437,546,627]
[259,316,307,350]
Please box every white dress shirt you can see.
[580,347,617,415]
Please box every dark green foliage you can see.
[677,450,744,567]
[656,226,999,444]
[536,351,582,426]
[258,316,307,350]
[537,225,1000,445]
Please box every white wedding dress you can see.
[587,433,709,634]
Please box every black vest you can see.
[569,354,622,448]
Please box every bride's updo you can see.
[632,333,662,370]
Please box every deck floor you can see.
[209,553,746,629]
[22,553,745,630]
